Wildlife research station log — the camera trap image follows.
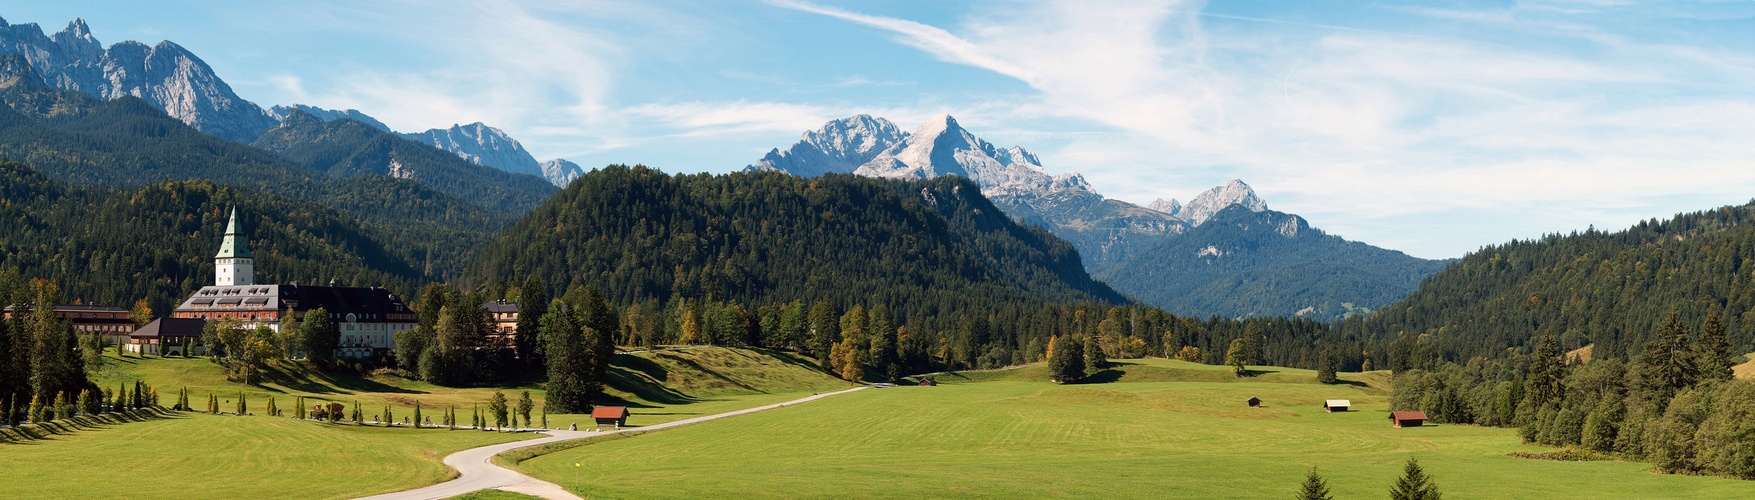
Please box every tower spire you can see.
[215,206,254,286]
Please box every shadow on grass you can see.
[258,361,424,396]
[0,407,185,444]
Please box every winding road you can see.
[352,386,869,500]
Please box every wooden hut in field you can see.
[1390,411,1428,428]
[918,378,938,387]
[1324,400,1351,412]
[592,406,629,429]
[1245,396,1261,408]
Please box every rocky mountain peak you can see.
[57,18,93,43]
[1177,179,1268,227]
[0,16,276,142]
[1148,198,1181,215]
[398,122,544,179]
[744,114,907,177]
[540,158,585,187]
[269,104,393,133]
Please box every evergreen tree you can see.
[414,401,423,428]
[384,404,392,426]
[26,393,41,423]
[1226,338,1250,377]
[266,396,277,417]
[517,391,534,429]
[540,405,547,430]
[1525,335,1563,410]
[515,276,549,365]
[1296,467,1333,500]
[1388,458,1441,500]
[869,304,900,381]
[1694,313,1733,382]
[1640,312,1696,403]
[807,299,838,365]
[50,391,65,421]
[543,308,594,413]
[1316,348,1339,384]
[1083,334,1107,375]
[489,391,510,430]
[1047,335,1085,383]
[236,391,246,415]
[352,402,362,425]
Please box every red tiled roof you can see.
[1390,411,1428,420]
[591,406,628,418]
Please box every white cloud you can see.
[769,0,1755,258]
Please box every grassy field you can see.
[514,359,1751,499]
[0,410,531,500]
[89,346,850,428]
[0,346,849,499]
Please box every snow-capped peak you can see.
[743,114,907,177]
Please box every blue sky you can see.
[9,0,1755,259]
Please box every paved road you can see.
[352,386,870,500]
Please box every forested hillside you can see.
[0,160,425,314]
[0,61,506,278]
[1099,206,1446,320]
[1347,201,1755,363]
[467,166,1122,308]
[252,110,556,214]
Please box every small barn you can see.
[1245,396,1261,408]
[1324,400,1351,413]
[918,378,938,387]
[1390,411,1428,428]
[592,406,629,429]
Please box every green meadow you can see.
[514,359,1752,499]
[0,411,530,500]
[0,347,848,499]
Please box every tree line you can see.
[1389,311,1753,479]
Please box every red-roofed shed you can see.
[1390,411,1428,428]
[592,406,629,429]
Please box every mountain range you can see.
[748,114,1445,318]
[0,15,583,187]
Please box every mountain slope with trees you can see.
[0,159,426,314]
[251,109,557,214]
[466,166,1123,308]
[0,60,507,279]
[1099,206,1447,320]
[1348,200,1755,363]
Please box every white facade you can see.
[216,257,254,286]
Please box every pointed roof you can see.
[215,207,251,259]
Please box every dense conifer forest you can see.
[0,160,426,314]
[1346,201,1755,363]
[0,61,514,278]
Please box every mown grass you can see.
[515,358,1749,499]
[0,411,532,500]
[91,347,849,428]
[0,347,847,499]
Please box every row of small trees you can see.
[180,388,548,431]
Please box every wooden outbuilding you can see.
[592,406,629,429]
[1324,400,1351,412]
[1390,411,1428,428]
[918,378,938,387]
[1245,396,1261,408]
